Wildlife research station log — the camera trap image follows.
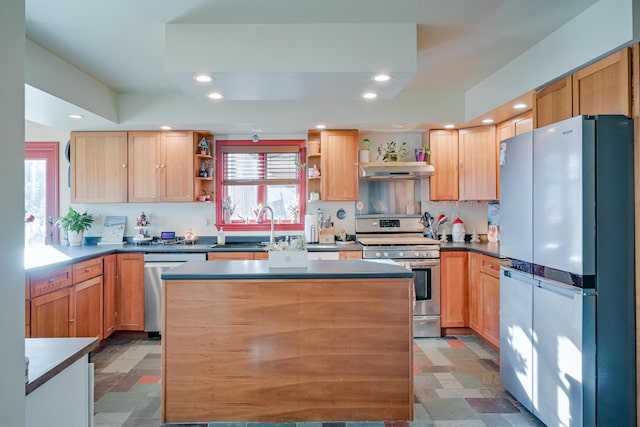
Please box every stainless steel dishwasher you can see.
[144,252,206,334]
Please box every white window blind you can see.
[222,146,301,186]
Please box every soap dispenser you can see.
[217,227,225,245]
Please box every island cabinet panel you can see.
[440,251,469,328]
[162,278,413,423]
[207,251,263,260]
[116,253,145,330]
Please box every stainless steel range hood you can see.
[359,162,435,179]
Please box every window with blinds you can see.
[216,140,306,230]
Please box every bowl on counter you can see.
[83,236,101,245]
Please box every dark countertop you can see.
[25,241,363,272]
[25,337,99,395]
[162,259,413,280]
[440,242,500,258]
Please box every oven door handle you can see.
[408,260,440,268]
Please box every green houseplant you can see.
[56,206,94,245]
[378,140,408,162]
[360,138,372,163]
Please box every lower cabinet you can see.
[339,251,362,260]
[31,287,75,338]
[74,276,103,339]
[103,254,118,339]
[208,251,264,260]
[468,252,501,348]
[116,253,145,330]
[440,251,469,327]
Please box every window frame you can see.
[215,139,306,231]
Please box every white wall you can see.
[466,0,637,120]
[1,1,26,425]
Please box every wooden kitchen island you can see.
[161,259,414,423]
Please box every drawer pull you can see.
[48,278,55,283]
[69,319,75,323]
[84,268,91,272]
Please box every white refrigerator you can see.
[499,115,635,426]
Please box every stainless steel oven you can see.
[356,215,442,338]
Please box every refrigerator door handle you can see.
[536,276,582,297]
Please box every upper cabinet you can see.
[71,130,211,203]
[458,125,497,201]
[572,48,631,117]
[71,132,128,203]
[429,126,497,202]
[534,76,573,129]
[534,48,631,128]
[319,130,359,201]
[429,130,459,201]
[128,131,194,203]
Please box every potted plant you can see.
[55,206,94,245]
[378,140,408,162]
[360,138,372,163]
[415,144,433,162]
[222,195,236,223]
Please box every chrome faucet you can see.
[257,205,275,244]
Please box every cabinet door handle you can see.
[48,278,55,283]
[69,319,75,323]
[122,163,126,168]
[84,268,91,272]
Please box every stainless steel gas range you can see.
[356,215,441,338]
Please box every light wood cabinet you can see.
[429,129,459,201]
[74,276,103,339]
[534,76,573,128]
[320,130,359,201]
[207,252,265,260]
[128,131,194,202]
[481,272,500,348]
[103,254,117,339]
[70,131,128,203]
[193,133,214,202]
[116,253,145,330]
[468,252,483,333]
[468,252,501,348]
[572,48,631,117]
[339,251,362,260]
[31,287,75,338]
[495,112,532,199]
[458,126,497,201]
[306,130,322,200]
[440,251,468,328]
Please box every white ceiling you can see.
[25,0,599,135]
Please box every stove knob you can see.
[422,251,428,257]
[372,221,378,227]
[398,252,404,258]
[383,252,389,258]
[414,251,420,257]
[375,252,381,258]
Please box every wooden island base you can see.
[162,265,413,423]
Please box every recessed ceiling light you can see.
[68,114,83,119]
[195,74,213,83]
[373,74,391,82]
[316,124,326,129]
[362,92,377,99]
[482,118,494,124]
[513,103,527,109]
[160,125,172,130]
[444,124,455,129]
[208,92,224,99]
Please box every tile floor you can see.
[91,335,543,427]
